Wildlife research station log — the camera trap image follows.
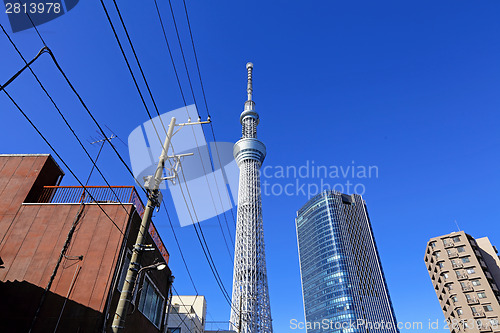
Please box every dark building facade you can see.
[295,191,398,333]
[0,154,172,332]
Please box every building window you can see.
[438,262,445,269]
[138,275,165,328]
[471,306,478,314]
[169,329,181,333]
[117,251,132,292]
[457,246,466,253]
[477,292,486,299]
[466,268,475,274]
[442,273,449,279]
[483,305,493,312]
[457,308,463,315]
[471,279,481,286]
[452,236,461,242]
[490,319,499,327]
[430,242,436,249]
[461,257,470,263]
[451,296,458,303]
[435,251,441,258]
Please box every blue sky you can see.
[1,0,500,331]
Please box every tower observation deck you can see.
[230,63,273,333]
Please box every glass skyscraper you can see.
[296,191,398,333]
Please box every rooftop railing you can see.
[36,186,145,217]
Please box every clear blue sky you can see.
[1,1,500,331]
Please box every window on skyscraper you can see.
[483,305,493,312]
[472,279,481,286]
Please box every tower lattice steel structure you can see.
[230,63,273,333]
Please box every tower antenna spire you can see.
[246,62,253,101]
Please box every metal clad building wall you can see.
[1,202,131,312]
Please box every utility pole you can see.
[111,116,209,332]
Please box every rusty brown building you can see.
[425,231,500,333]
[0,154,173,332]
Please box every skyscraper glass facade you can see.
[296,191,398,333]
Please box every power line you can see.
[6,4,210,314]
[155,0,236,258]
[162,198,198,295]
[174,163,242,317]
[0,24,138,219]
[2,89,125,235]
[97,1,236,276]
[97,0,166,154]
[152,1,242,319]
[107,0,171,141]
[1,13,214,333]
[6,2,239,323]
[101,0,237,304]
[16,0,47,45]
[180,0,239,231]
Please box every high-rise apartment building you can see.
[295,191,398,333]
[424,231,500,332]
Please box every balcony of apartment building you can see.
[473,310,486,318]
[448,250,459,259]
[466,295,480,305]
[444,240,455,249]
[456,271,469,281]
[461,283,474,292]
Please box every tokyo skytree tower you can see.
[230,63,273,333]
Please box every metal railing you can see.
[36,186,145,217]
